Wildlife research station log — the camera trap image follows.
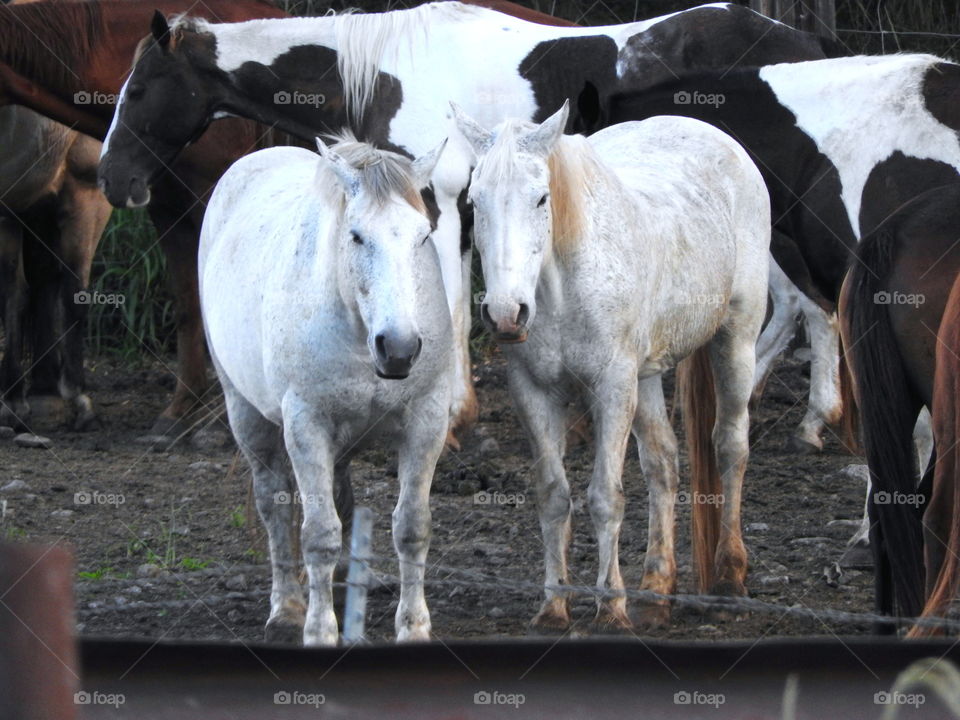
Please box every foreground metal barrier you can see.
[5,542,960,719]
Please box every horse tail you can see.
[838,336,861,453]
[910,279,960,637]
[844,224,925,619]
[678,345,720,592]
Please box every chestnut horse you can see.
[0,0,112,431]
[0,0,571,443]
[839,183,960,633]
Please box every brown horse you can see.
[839,183,960,634]
[0,0,113,431]
[0,0,570,442]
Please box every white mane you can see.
[333,3,480,122]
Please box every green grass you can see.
[86,209,176,362]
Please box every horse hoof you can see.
[25,395,64,430]
[0,405,28,431]
[705,580,748,622]
[838,541,873,570]
[265,614,305,645]
[529,602,571,633]
[591,605,633,634]
[635,603,671,631]
[73,410,100,432]
[784,435,821,455]
[138,415,185,445]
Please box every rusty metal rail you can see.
[6,542,960,719]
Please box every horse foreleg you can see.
[585,362,637,631]
[282,391,339,647]
[149,208,209,440]
[633,375,680,630]
[56,177,112,430]
[509,363,573,631]
[435,193,477,447]
[394,394,447,641]
[223,378,303,643]
[0,216,28,428]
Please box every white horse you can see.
[199,135,452,645]
[453,103,770,629]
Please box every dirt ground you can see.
[0,348,877,644]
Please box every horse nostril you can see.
[415,336,423,357]
[375,333,387,359]
[480,303,494,328]
[517,303,530,327]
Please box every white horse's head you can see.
[317,135,446,379]
[453,101,571,343]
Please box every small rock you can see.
[225,574,248,591]
[825,464,869,485]
[827,519,862,528]
[697,624,720,633]
[188,461,220,473]
[113,596,128,606]
[14,433,52,449]
[479,438,500,456]
[190,428,233,451]
[0,426,15,439]
[790,536,832,546]
[227,608,243,622]
[127,585,143,595]
[137,563,162,579]
[1,479,29,492]
[50,509,74,518]
[488,606,505,619]
[745,522,769,533]
[87,600,104,610]
[169,525,190,536]
[823,562,843,588]
[226,591,246,600]
[759,574,790,586]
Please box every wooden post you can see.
[751,0,835,40]
[342,506,374,644]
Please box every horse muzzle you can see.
[373,331,423,380]
[481,301,530,344]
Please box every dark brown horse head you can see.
[98,12,222,207]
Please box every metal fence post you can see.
[342,506,374,644]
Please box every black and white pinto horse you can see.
[98,1,837,445]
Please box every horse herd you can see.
[1,0,959,645]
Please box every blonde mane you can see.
[473,122,593,259]
[317,131,426,214]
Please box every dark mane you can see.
[0,2,104,94]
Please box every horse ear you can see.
[315,137,362,196]
[151,10,171,49]
[522,100,569,156]
[411,139,448,189]
[450,102,493,156]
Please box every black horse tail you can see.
[842,223,925,622]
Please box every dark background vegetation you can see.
[89,0,960,358]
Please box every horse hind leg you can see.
[0,216,29,428]
[222,379,304,643]
[584,362,638,632]
[632,375,680,630]
[752,255,800,406]
[705,324,762,600]
[787,297,842,454]
[56,177,112,430]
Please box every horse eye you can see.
[537,193,549,208]
[127,84,145,100]
[351,232,363,245]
